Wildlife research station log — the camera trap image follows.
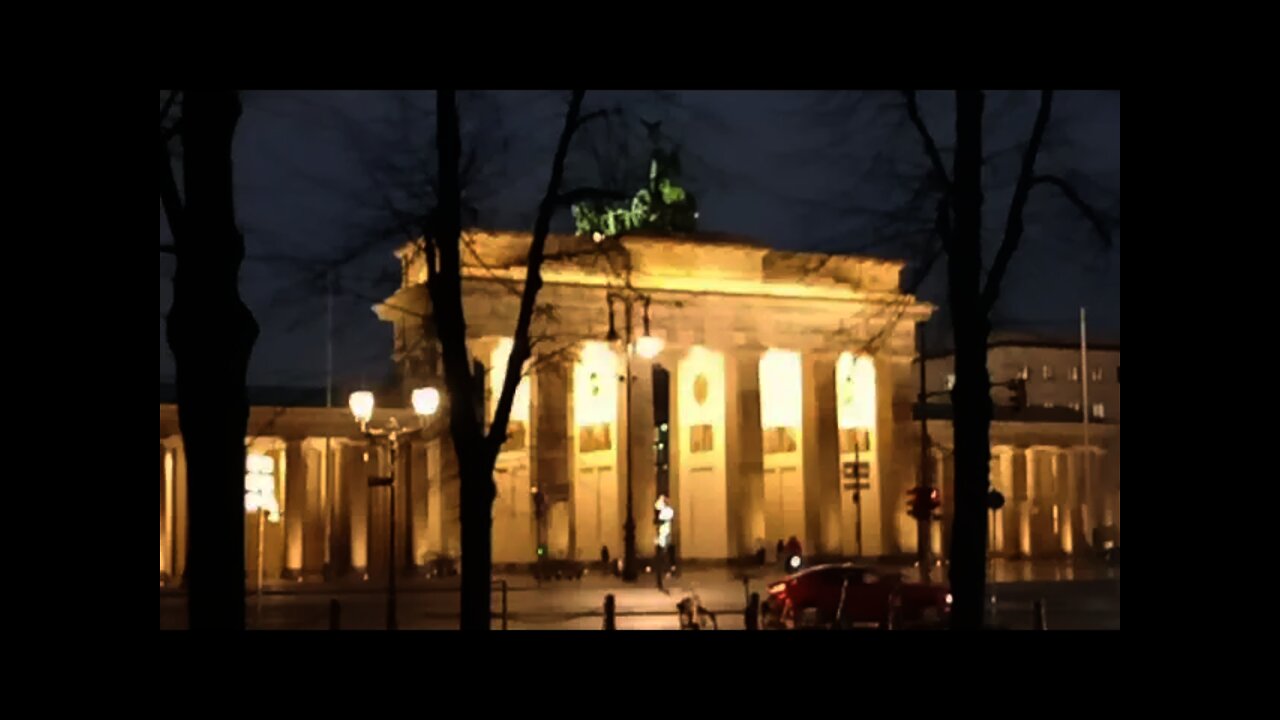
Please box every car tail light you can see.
[769,582,787,596]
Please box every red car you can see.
[764,563,952,629]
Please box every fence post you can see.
[604,594,617,630]
[1033,599,1047,630]
[746,592,760,631]
[329,599,340,631]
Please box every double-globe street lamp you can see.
[347,386,441,630]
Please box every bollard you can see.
[604,594,617,630]
[329,599,341,631]
[1033,599,1047,630]
[746,592,760,631]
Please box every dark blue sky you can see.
[159,90,1119,390]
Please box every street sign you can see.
[842,461,870,480]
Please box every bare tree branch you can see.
[903,91,952,192]
[574,108,615,132]
[983,90,1053,312]
[488,90,586,455]
[158,133,183,242]
[1030,174,1114,244]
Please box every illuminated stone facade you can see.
[159,232,1119,586]
[378,230,935,565]
[913,341,1122,559]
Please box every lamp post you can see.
[606,292,663,583]
[348,386,440,630]
[244,453,280,629]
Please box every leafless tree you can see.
[159,90,260,629]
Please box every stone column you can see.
[724,346,764,559]
[532,353,574,559]
[635,354,662,555]
[172,438,188,583]
[1028,447,1058,556]
[1053,449,1073,555]
[1011,447,1031,558]
[664,346,683,562]
[867,353,899,558]
[803,351,839,556]
[283,439,307,579]
[330,441,352,579]
[425,438,444,557]
[1064,448,1084,554]
[348,442,370,575]
[409,439,430,571]
[989,447,1011,554]
[302,439,326,579]
[160,442,168,582]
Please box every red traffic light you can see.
[906,486,941,520]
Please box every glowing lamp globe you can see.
[348,391,375,424]
[635,335,664,360]
[412,387,441,417]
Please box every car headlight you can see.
[945,593,953,605]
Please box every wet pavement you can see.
[160,558,1118,630]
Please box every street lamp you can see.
[607,292,663,582]
[347,386,441,630]
[245,452,281,628]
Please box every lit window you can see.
[946,373,956,390]
[1069,402,1081,411]
[1092,403,1106,419]
[1042,365,1054,380]
[1043,402,1055,409]
[1070,366,1080,382]
[1091,367,1103,382]
[1018,365,1030,380]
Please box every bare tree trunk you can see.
[945,90,990,630]
[428,89,493,630]
[430,90,590,630]
[164,91,259,630]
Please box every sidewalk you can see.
[161,557,1117,598]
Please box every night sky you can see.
[159,90,1119,391]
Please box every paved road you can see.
[160,561,1119,630]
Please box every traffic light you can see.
[906,486,941,521]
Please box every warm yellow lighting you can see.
[491,338,531,423]
[635,335,664,359]
[348,391,375,424]
[789,555,802,569]
[246,454,274,476]
[836,352,876,431]
[946,593,953,605]
[575,341,617,427]
[244,453,280,522]
[759,349,802,429]
[411,387,440,417]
